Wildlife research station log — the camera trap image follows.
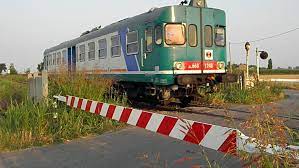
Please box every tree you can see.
[25,68,31,74]
[268,59,273,70]
[0,63,7,74]
[9,63,18,75]
[37,62,44,72]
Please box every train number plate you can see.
[183,61,217,70]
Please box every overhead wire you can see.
[230,27,299,45]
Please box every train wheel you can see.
[179,97,192,108]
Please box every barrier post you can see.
[28,71,48,103]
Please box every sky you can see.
[0,0,298,72]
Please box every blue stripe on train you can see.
[119,29,140,71]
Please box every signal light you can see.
[260,51,268,60]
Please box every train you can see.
[43,0,234,105]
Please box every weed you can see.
[239,106,298,167]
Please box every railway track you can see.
[132,101,299,131]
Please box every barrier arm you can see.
[54,95,298,160]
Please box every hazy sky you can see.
[0,0,298,72]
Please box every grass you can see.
[0,75,27,111]
[49,72,127,105]
[0,73,125,151]
[239,106,299,167]
[0,99,121,151]
[202,82,285,105]
[275,82,299,91]
[259,69,299,75]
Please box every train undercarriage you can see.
[113,73,237,106]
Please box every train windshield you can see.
[215,27,225,46]
[165,24,186,45]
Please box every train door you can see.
[67,46,77,72]
[186,7,203,73]
[67,47,72,72]
[201,9,226,73]
[201,8,216,72]
[71,46,76,72]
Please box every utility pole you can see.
[229,42,232,73]
[256,48,260,81]
[245,42,251,80]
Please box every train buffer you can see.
[54,95,299,160]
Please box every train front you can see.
[156,1,228,104]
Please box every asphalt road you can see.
[0,127,242,168]
[0,90,298,168]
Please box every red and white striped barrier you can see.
[54,95,299,159]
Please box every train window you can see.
[155,26,162,45]
[57,52,61,65]
[79,45,86,62]
[204,25,213,47]
[165,24,186,45]
[111,35,121,57]
[98,39,107,59]
[126,31,138,55]
[53,53,56,65]
[88,42,96,61]
[145,28,153,52]
[62,50,67,64]
[215,27,226,47]
[188,24,197,47]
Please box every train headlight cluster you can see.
[174,62,184,70]
[217,62,225,70]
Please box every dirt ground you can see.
[260,75,299,79]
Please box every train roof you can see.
[44,5,224,55]
[44,6,167,55]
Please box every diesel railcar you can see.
[43,0,228,105]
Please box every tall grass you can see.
[0,75,27,111]
[0,72,125,151]
[240,106,298,167]
[0,99,120,151]
[49,72,126,105]
[202,82,285,105]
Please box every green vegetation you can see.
[0,73,125,151]
[240,107,298,167]
[202,82,285,105]
[0,75,27,111]
[8,63,18,75]
[0,100,120,151]
[268,58,273,69]
[259,69,299,75]
[0,63,7,73]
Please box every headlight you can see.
[174,62,184,70]
[217,62,225,70]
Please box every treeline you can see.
[0,62,44,75]
[259,69,299,75]
[0,63,18,75]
